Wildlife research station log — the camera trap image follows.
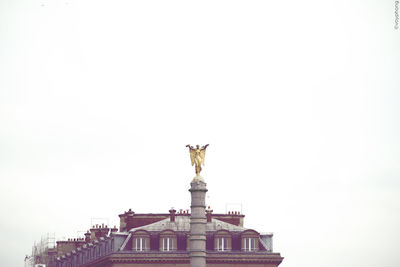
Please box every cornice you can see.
[88,252,283,265]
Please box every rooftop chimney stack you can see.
[111,225,118,233]
[206,206,213,223]
[169,208,177,222]
[84,231,91,243]
[126,209,135,231]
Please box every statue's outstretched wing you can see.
[200,148,206,166]
[189,148,196,166]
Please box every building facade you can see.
[55,209,283,267]
[28,158,283,267]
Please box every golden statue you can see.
[186,144,209,176]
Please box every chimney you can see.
[90,224,105,240]
[101,225,110,237]
[206,206,213,223]
[169,208,177,222]
[119,209,135,232]
[111,225,118,234]
[84,231,91,243]
[126,209,135,231]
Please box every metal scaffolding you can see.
[27,233,56,267]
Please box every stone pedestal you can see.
[189,176,207,267]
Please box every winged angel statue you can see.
[186,144,209,176]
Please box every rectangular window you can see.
[162,237,173,251]
[136,237,145,251]
[244,237,256,251]
[217,237,228,251]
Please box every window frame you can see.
[162,237,173,251]
[159,230,176,252]
[214,230,232,252]
[132,230,150,252]
[135,237,146,251]
[244,237,256,251]
[217,237,228,251]
[241,229,259,252]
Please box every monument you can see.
[50,143,284,267]
[187,144,209,267]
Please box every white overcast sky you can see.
[1,0,400,266]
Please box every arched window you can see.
[214,230,232,252]
[159,230,177,251]
[132,230,150,251]
[241,229,259,252]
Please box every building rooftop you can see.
[129,216,247,233]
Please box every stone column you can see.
[189,176,207,267]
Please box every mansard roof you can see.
[128,215,247,233]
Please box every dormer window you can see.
[241,229,259,252]
[132,230,150,252]
[214,230,232,252]
[243,237,256,251]
[162,237,173,251]
[217,237,228,251]
[135,237,146,251]
[159,230,176,252]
